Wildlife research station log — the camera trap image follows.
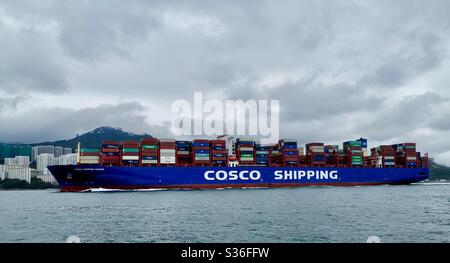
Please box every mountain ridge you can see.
[29,126,152,149]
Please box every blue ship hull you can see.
[48,165,429,192]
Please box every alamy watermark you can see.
[170,92,280,144]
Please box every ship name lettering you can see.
[274,170,338,180]
[204,170,261,181]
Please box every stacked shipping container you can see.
[371,145,396,168]
[176,141,191,166]
[270,145,281,166]
[121,141,139,166]
[192,139,210,166]
[235,138,255,165]
[140,138,159,166]
[100,141,120,166]
[325,145,339,166]
[72,137,429,169]
[306,143,325,166]
[394,143,417,168]
[79,148,100,164]
[210,140,227,166]
[420,153,429,168]
[279,139,298,166]
[255,144,269,166]
[160,139,176,165]
[344,141,363,167]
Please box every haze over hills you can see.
[30,127,152,149]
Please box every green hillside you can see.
[429,160,450,181]
[31,127,152,150]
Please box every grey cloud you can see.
[357,93,448,141]
[0,94,28,113]
[0,101,173,143]
[53,1,161,61]
[224,76,385,122]
[365,33,446,88]
[0,27,67,93]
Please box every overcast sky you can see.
[1,0,450,164]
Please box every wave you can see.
[83,188,167,193]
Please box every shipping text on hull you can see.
[48,137,429,192]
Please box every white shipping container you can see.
[384,156,395,160]
[177,151,190,155]
[160,139,175,143]
[122,156,139,161]
[79,156,100,164]
[298,147,305,156]
[239,147,254,151]
[160,156,176,164]
[310,146,324,150]
[79,160,100,164]
[407,157,417,161]
[79,156,100,160]
[363,149,369,157]
[160,153,175,157]
[194,157,210,161]
[160,149,176,154]
[141,160,158,164]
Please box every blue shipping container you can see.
[313,155,325,161]
[194,149,210,154]
[192,142,209,147]
[212,146,226,151]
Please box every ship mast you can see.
[76,142,81,164]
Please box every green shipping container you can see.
[195,153,210,157]
[240,154,254,158]
[122,148,139,153]
[346,141,362,147]
[142,145,158,149]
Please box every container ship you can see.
[48,137,429,192]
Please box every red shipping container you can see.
[102,148,120,153]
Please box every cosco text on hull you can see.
[203,170,339,181]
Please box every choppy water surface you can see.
[0,184,449,243]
